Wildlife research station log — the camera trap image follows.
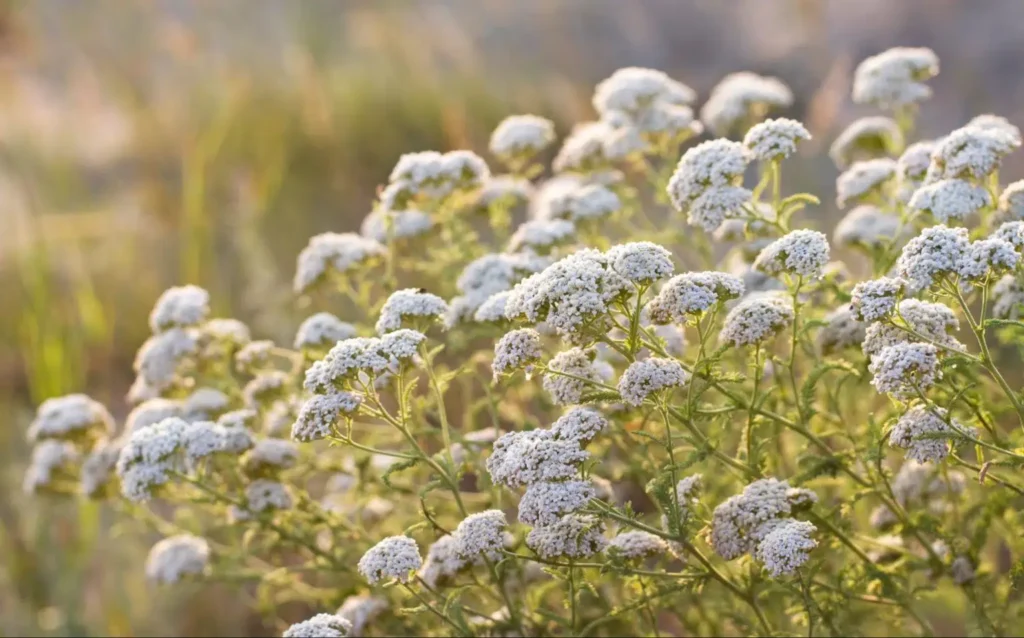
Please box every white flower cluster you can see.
[384,150,490,208]
[999,180,1024,221]
[242,438,299,476]
[666,139,752,231]
[992,274,1024,319]
[486,428,589,488]
[304,332,423,393]
[836,159,897,208]
[534,181,622,224]
[926,124,1020,181]
[23,440,79,494]
[357,535,422,584]
[550,406,608,444]
[908,178,991,223]
[126,398,182,433]
[447,252,549,325]
[606,530,669,560]
[592,67,701,155]
[149,284,210,333]
[489,114,556,161]
[700,72,793,136]
[283,614,353,638]
[896,140,936,201]
[337,595,387,637]
[648,271,744,321]
[452,510,507,561]
[526,513,607,559]
[238,479,293,516]
[294,312,357,351]
[359,209,433,244]
[829,117,903,169]
[375,288,448,334]
[868,342,941,399]
[593,67,696,117]
[504,248,630,340]
[895,225,970,292]
[617,357,690,406]
[710,478,817,571]
[417,535,466,588]
[861,299,963,361]
[742,118,811,162]
[145,534,210,584]
[507,219,576,254]
[852,47,939,108]
[543,348,604,404]
[957,237,1019,281]
[292,392,362,442]
[817,305,866,354]
[80,439,123,498]
[605,241,675,285]
[850,277,905,321]
[720,293,794,347]
[294,233,386,293]
[833,205,901,249]
[754,519,818,577]
[889,406,973,463]
[754,229,830,279]
[492,328,543,381]
[517,480,596,526]
[27,393,114,444]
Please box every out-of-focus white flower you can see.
[526,514,607,559]
[283,613,353,638]
[294,312,357,351]
[23,440,79,493]
[294,233,386,294]
[605,241,674,285]
[489,114,556,161]
[553,121,613,173]
[242,438,299,475]
[951,556,976,585]
[895,140,935,201]
[145,534,209,584]
[242,372,289,410]
[817,304,866,354]
[852,47,939,108]
[593,67,696,116]
[836,159,897,208]
[358,536,422,584]
[957,237,1019,280]
[418,535,468,588]
[149,285,210,333]
[507,219,576,254]
[649,271,744,321]
[617,357,690,406]
[992,274,1024,319]
[909,179,991,223]
[830,117,904,168]
[742,118,811,161]
[28,393,114,444]
[337,595,387,637]
[133,329,198,393]
[833,205,901,249]
[889,405,973,463]
[926,124,1020,181]
[700,72,793,136]
[998,180,1024,221]
[360,209,432,244]
[720,293,794,347]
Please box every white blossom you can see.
[909,178,991,223]
[754,229,830,279]
[817,305,866,354]
[242,438,299,475]
[853,47,939,108]
[492,328,543,381]
[543,348,603,405]
[742,118,811,161]
[593,67,696,116]
[486,429,588,488]
[550,407,607,445]
[145,535,209,584]
[607,531,669,560]
[28,393,114,444]
[294,313,357,351]
[518,480,596,526]
[649,271,744,321]
[507,219,576,254]
[667,140,750,211]
[896,225,970,293]
[553,121,612,173]
[242,479,293,514]
[710,478,806,560]
[23,440,79,493]
[489,114,556,160]
[360,209,432,244]
[337,595,387,637]
[686,186,754,232]
[956,237,1019,280]
[243,372,289,409]
[292,392,362,442]
[850,277,905,322]
[149,285,210,333]
[992,274,1024,319]
[927,124,1020,181]
[700,72,792,136]
[605,241,674,285]
[836,159,897,208]
[294,233,386,293]
[755,519,817,577]
[830,117,903,168]
[133,329,197,392]
[952,556,976,585]
[452,510,507,561]
[473,291,512,323]
[889,406,973,463]
[537,182,622,223]
[303,338,390,392]
[418,535,468,588]
[617,357,690,406]
[376,288,448,334]
[998,180,1024,221]
[358,536,422,584]
[833,205,902,249]
[869,342,941,398]
[283,614,352,638]
[526,514,607,559]
[720,293,794,347]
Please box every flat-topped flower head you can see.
[754,230,830,279]
[710,478,804,560]
[543,347,604,405]
[649,271,744,321]
[998,180,1024,221]
[834,205,901,249]
[375,288,447,335]
[850,277,905,322]
[518,480,596,527]
[836,159,897,208]
[242,438,299,476]
[909,179,991,223]
[608,102,703,140]
[896,140,935,201]
[896,225,970,293]
[550,406,607,444]
[743,118,811,161]
[755,519,817,577]
[927,124,1020,181]
[145,535,209,585]
[294,312,357,351]
[452,510,507,561]
[853,47,939,108]
[23,440,79,494]
[686,186,754,232]
[473,291,512,323]
[957,237,1019,280]
[358,536,422,584]
[133,328,197,392]
[294,233,386,293]
[817,305,866,354]
[359,209,432,244]
[472,175,534,212]
[387,150,489,201]
[995,221,1024,251]
[720,293,794,347]
[507,219,576,254]
[830,117,904,168]
[617,357,690,406]
[553,121,612,173]
[667,139,751,209]
[968,114,1022,145]
[869,342,941,398]
[240,479,293,515]
[539,183,621,223]
[149,285,209,333]
[526,514,607,559]
[486,429,589,487]
[700,72,793,136]
[28,393,114,444]
[890,406,973,463]
[593,67,696,116]
[607,531,669,560]
[292,392,362,442]
[303,337,389,393]
[489,114,556,162]
[447,252,550,325]
[283,614,353,638]
[492,328,543,381]
[504,249,630,341]
[605,241,674,285]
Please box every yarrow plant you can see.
[25,48,1024,637]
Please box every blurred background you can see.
[2,1,1024,635]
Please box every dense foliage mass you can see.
[22,47,1024,636]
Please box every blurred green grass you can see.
[3,0,1023,635]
